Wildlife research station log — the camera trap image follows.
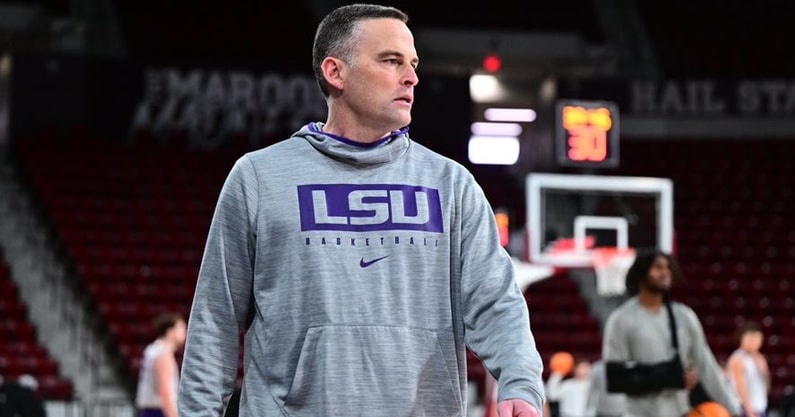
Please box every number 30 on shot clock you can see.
[555,99,620,168]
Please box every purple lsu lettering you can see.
[297,184,444,232]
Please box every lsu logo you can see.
[297,184,444,232]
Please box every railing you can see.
[1,149,115,397]
[17,183,105,389]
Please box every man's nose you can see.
[403,65,418,86]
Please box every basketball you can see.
[549,351,574,375]
[687,402,731,417]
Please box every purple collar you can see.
[309,123,409,148]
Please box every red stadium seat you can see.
[0,260,74,400]
[621,138,795,406]
[14,139,243,384]
[13,130,795,407]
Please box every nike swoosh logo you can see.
[359,255,389,268]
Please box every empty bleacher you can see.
[617,138,795,401]
[0,251,74,400]
[466,136,795,405]
[14,129,795,407]
[525,273,603,379]
[14,138,243,382]
[13,132,596,400]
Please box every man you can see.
[178,3,544,417]
[602,250,740,417]
[727,321,770,417]
[136,313,187,417]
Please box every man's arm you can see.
[601,309,635,394]
[684,307,741,416]
[728,354,756,417]
[179,156,259,417]
[154,353,178,417]
[602,309,631,362]
[459,176,544,413]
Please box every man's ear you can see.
[321,57,345,92]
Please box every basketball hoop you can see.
[592,247,636,296]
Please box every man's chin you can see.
[646,284,671,294]
[397,115,411,128]
[381,117,411,134]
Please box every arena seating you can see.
[14,133,593,396]
[14,137,244,380]
[466,269,601,397]
[466,137,795,404]
[617,138,795,401]
[0,252,74,400]
[15,133,795,405]
[525,272,603,380]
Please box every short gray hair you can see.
[312,3,409,98]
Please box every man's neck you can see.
[322,106,395,144]
[321,122,391,144]
[740,346,758,355]
[158,337,176,353]
[637,290,664,311]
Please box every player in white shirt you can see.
[727,321,770,417]
[135,313,186,417]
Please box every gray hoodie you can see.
[178,123,544,417]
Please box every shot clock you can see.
[555,100,620,169]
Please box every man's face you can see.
[171,320,188,347]
[642,255,673,293]
[574,361,591,379]
[740,330,763,352]
[338,18,419,134]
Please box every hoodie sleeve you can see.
[178,155,259,417]
[683,305,741,416]
[459,174,545,411]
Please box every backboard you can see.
[526,173,674,267]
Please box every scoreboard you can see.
[555,99,620,169]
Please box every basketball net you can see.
[592,247,636,296]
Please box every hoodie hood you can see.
[292,122,411,166]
